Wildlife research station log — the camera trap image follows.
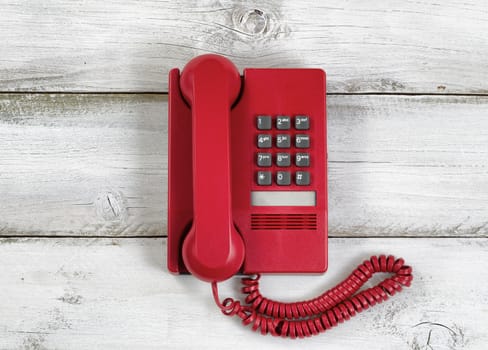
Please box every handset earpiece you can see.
[179,54,245,282]
[179,54,241,108]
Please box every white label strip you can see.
[251,191,316,206]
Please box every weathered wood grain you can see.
[0,237,485,349]
[1,94,487,237]
[0,94,167,237]
[1,0,487,93]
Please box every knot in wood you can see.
[233,8,269,35]
[96,190,126,221]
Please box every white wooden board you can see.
[1,94,487,237]
[1,1,487,349]
[1,0,487,93]
[0,237,486,349]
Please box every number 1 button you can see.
[257,116,271,130]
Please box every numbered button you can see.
[257,171,272,185]
[276,134,291,148]
[295,115,310,130]
[295,153,310,167]
[257,134,272,148]
[256,115,272,130]
[257,153,272,167]
[276,171,291,186]
[276,116,291,130]
[276,153,291,167]
[295,171,310,186]
[295,134,310,148]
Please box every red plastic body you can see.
[167,55,327,280]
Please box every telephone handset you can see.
[168,55,413,337]
[179,55,245,282]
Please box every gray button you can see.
[276,171,291,186]
[257,116,272,130]
[257,171,272,185]
[276,153,291,167]
[295,115,310,130]
[257,134,272,148]
[276,116,291,130]
[276,134,291,148]
[295,134,310,148]
[257,153,272,167]
[295,171,310,186]
[295,153,310,167]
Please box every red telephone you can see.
[167,55,413,338]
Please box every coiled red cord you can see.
[212,255,413,338]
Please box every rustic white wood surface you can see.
[0,237,486,350]
[1,94,487,237]
[1,0,488,348]
[1,0,488,93]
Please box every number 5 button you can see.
[276,134,291,148]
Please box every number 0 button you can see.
[276,171,291,185]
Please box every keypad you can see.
[255,115,312,186]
